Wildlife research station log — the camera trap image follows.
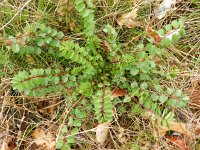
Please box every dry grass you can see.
[0,0,199,149]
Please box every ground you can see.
[0,0,200,150]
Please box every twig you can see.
[0,0,32,31]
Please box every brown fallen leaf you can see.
[146,27,161,44]
[111,88,127,100]
[96,122,111,146]
[144,110,193,138]
[117,8,141,28]
[101,41,111,53]
[157,121,192,138]
[1,141,10,150]
[0,132,16,150]
[32,127,55,150]
[165,135,190,150]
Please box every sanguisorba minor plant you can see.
[8,0,190,149]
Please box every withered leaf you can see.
[32,127,55,150]
[117,8,141,28]
[143,110,193,138]
[96,122,110,146]
[146,27,161,44]
[111,88,127,100]
[165,135,190,150]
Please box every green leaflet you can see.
[7,23,65,55]
[75,0,95,38]
[60,40,96,75]
[12,68,68,96]
[92,87,113,123]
